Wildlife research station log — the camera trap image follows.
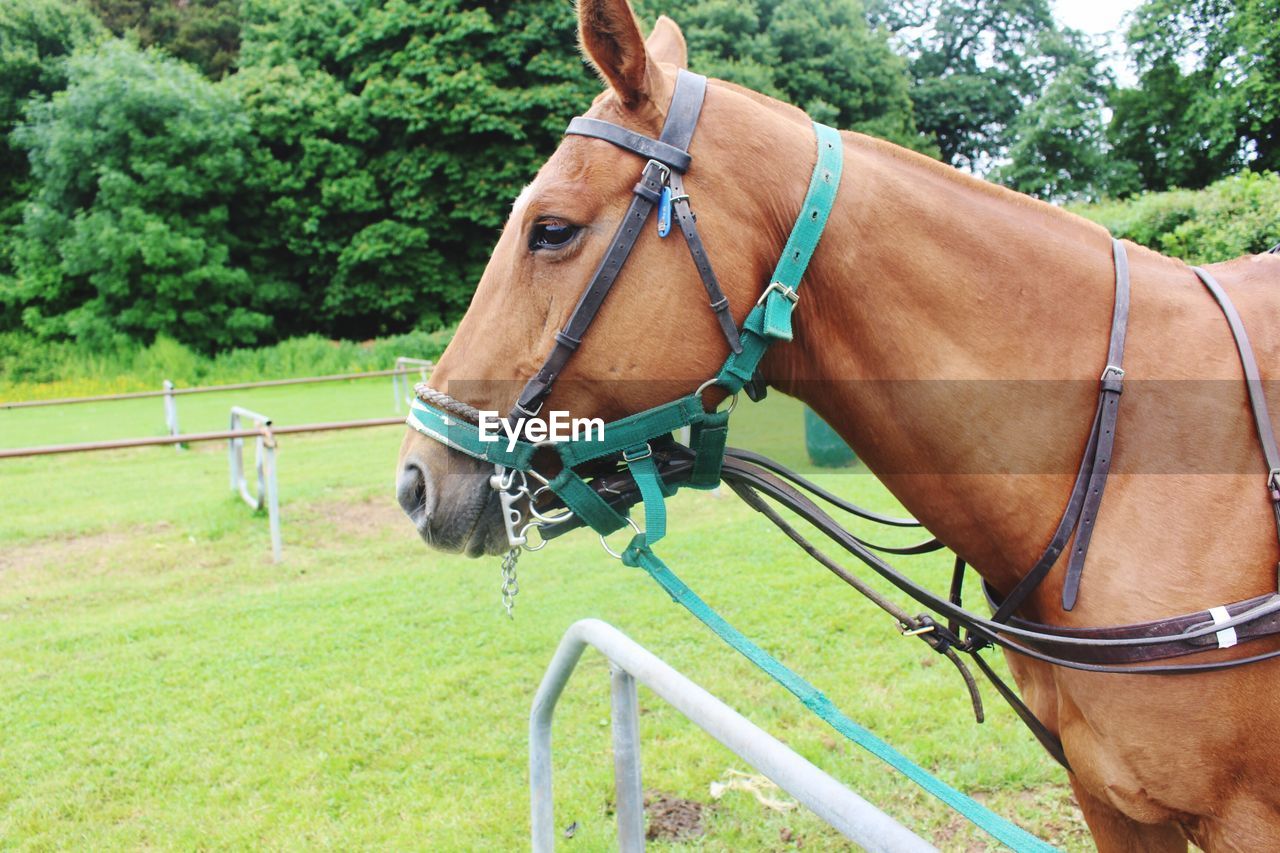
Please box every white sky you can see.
[1052,0,1140,35]
[1052,0,1144,85]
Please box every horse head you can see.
[396,0,813,554]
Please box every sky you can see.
[1052,0,1144,85]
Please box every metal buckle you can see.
[900,623,936,637]
[757,280,799,306]
[645,159,671,184]
[1100,364,1125,381]
[622,444,652,464]
[512,399,544,420]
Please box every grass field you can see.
[0,378,1089,850]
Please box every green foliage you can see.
[635,0,926,151]
[0,328,453,392]
[995,62,1137,201]
[0,0,105,327]
[1073,171,1280,264]
[84,0,240,78]
[1112,0,1280,190]
[231,0,600,340]
[6,40,270,352]
[868,0,1107,176]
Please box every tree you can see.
[1110,0,1280,190]
[866,0,1110,173]
[0,0,104,329]
[996,63,1137,200]
[83,0,240,78]
[6,41,269,350]
[231,0,602,339]
[634,0,927,151]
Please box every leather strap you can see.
[513,71,718,420]
[989,584,1280,664]
[565,118,692,172]
[1061,238,1131,609]
[512,159,669,418]
[993,239,1131,619]
[1193,266,1280,556]
[668,169,742,352]
[657,69,706,149]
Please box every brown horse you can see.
[396,1,1280,848]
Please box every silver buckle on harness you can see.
[1100,364,1125,381]
[757,280,799,306]
[622,444,652,464]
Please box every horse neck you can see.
[761,133,1122,591]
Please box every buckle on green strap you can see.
[757,280,799,306]
[622,444,653,463]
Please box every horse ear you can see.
[645,15,687,69]
[578,0,661,108]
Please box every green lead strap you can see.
[622,544,1058,853]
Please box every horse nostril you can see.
[397,460,433,527]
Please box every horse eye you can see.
[530,220,578,251]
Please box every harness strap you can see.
[993,239,1131,619]
[512,158,670,419]
[668,168,742,352]
[517,71,738,419]
[1192,266,1280,560]
[715,124,844,390]
[624,443,668,547]
[656,69,706,150]
[1061,238,1131,610]
[564,118,692,171]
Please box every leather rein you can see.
[411,70,1280,770]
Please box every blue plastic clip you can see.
[657,186,672,238]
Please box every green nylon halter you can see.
[406,122,1056,851]
[407,122,843,547]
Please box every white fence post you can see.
[163,380,183,450]
[393,357,434,412]
[228,406,281,562]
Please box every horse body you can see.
[396,2,1280,846]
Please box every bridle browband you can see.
[408,70,1280,774]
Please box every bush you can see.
[230,0,601,340]
[0,327,454,395]
[6,40,274,352]
[1074,171,1280,264]
[0,0,105,327]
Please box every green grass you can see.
[0,382,1089,850]
[0,330,453,401]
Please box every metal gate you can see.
[530,619,935,852]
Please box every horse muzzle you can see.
[396,435,509,557]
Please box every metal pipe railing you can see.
[0,417,405,459]
[530,618,935,853]
[1,364,434,410]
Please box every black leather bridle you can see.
[510,71,741,423]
